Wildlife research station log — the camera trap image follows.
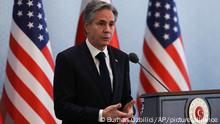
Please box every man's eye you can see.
[109,23,114,27]
[97,22,105,26]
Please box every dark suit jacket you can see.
[53,42,133,124]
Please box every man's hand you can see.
[123,100,135,115]
[102,103,132,120]
[117,100,136,124]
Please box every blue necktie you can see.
[96,52,112,102]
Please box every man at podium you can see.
[53,1,135,123]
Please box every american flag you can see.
[137,0,191,115]
[1,0,59,123]
[75,0,119,48]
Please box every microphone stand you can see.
[138,62,170,92]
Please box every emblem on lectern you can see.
[188,98,209,124]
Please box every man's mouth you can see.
[102,36,111,40]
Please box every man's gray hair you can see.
[84,0,118,24]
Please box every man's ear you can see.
[84,23,89,34]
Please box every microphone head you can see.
[128,52,139,63]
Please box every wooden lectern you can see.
[139,90,220,124]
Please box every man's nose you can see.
[104,24,111,32]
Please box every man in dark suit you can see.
[53,1,135,123]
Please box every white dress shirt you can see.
[86,39,113,89]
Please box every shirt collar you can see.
[86,39,108,59]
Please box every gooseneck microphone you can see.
[128,52,170,92]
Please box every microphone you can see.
[128,52,170,92]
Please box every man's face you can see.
[85,9,115,50]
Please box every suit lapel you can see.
[80,42,99,78]
[79,42,110,104]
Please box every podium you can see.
[139,90,220,124]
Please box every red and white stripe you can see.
[2,21,60,124]
[137,26,191,116]
[75,0,119,48]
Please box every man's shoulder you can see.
[58,42,85,56]
[108,45,128,57]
